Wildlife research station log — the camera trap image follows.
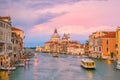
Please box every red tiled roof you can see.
[101,32,116,38]
[12,27,23,31]
[0,16,10,19]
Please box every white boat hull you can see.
[116,62,120,69]
[0,66,16,71]
[15,63,25,67]
[80,62,96,69]
[80,58,96,69]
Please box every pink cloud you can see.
[27,0,120,42]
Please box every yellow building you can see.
[116,27,120,56]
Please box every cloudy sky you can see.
[0,0,120,47]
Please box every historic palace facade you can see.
[0,16,24,68]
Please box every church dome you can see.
[51,33,60,38]
[51,28,60,38]
[50,28,60,41]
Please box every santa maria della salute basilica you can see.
[50,28,70,42]
[42,28,85,55]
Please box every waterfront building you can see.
[89,32,107,58]
[84,44,89,55]
[100,32,116,59]
[67,41,84,55]
[35,45,41,52]
[0,16,12,67]
[89,31,116,59]
[11,27,24,59]
[59,33,70,54]
[116,27,120,57]
[43,41,51,52]
[11,32,21,63]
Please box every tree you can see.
[85,40,89,45]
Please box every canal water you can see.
[0,53,120,80]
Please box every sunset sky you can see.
[0,0,120,47]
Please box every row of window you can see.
[11,39,19,44]
[0,33,11,42]
[93,47,102,52]
[0,21,11,42]
[90,39,110,45]
[0,45,12,52]
[81,61,95,66]
[0,21,11,29]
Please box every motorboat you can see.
[52,53,58,57]
[116,61,120,69]
[80,58,96,69]
[15,63,25,67]
[26,58,30,61]
[14,59,25,67]
[0,66,16,71]
[116,56,120,69]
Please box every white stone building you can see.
[0,16,12,67]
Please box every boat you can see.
[14,59,25,67]
[80,58,96,69]
[15,63,25,67]
[0,66,16,71]
[116,61,120,69]
[26,58,30,61]
[115,55,120,69]
[81,55,89,58]
[52,53,58,57]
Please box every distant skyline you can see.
[0,0,120,47]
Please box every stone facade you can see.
[0,16,24,67]
[0,16,12,67]
[11,27,24,59]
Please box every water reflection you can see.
[0,71,9,80]
[34,58,38,66]
[107,60,112,64]
[1,53,120,80]
[85,70,94,79]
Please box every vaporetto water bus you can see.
[80,58,96,69]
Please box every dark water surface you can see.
[0,53,120,80]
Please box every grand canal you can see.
[0,53,120,80]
